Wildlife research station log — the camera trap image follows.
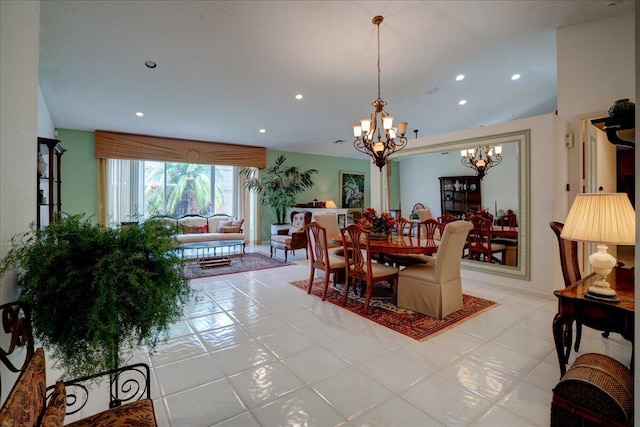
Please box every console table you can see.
[552,271,634,376]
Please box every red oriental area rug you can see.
[290,278,498,341]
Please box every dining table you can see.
[328,232,439,255]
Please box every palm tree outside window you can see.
[107,159,238,223]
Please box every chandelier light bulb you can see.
[361,119,371,133]
[382,116,394,130]
[353,125,363,137]
[495,145,503,154]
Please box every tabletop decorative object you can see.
[359,208,396,240]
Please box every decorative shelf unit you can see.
[37,137,66,229]
[439,175,481,219]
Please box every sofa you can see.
[154,214,246,250]
[0,302,157,427]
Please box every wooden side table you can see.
[552,271,634,376]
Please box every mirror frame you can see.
[391,129,531,280]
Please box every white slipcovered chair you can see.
[313,213,343,256]
[397,220,473,319]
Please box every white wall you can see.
[557,13,635,206]
[372,113,560,298]
[0,1,41,304]
[399,143,518,218]
[38,86,55,139]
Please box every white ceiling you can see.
[39,0,635,161]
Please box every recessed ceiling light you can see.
[144,61,157,69]
[135,112,144,117]
[295,94,303,100]
[259,129,266,134]
[511,73,521,80]
[455,74,465,81]
[458,99,467,105]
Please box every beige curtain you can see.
[97,158,108,225]
[238,169,261,245]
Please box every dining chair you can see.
[397,220,473,318]
[390,219,444,268]
[313,213,343,255]
[305,222,346,301]
[437,214,459,225]
[467,215,507,264]
[550,221,583,358]
[340,224,399,315]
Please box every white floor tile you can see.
[154,354,224,396]
[281,347,350,385]
[212,340,276,375]
[252,387,346,427]
[351,397,444,427]
[44,245,634,426]
[313,369,393,420]
[402,375,492,426]
[227,361,305,409]
[164,379,246,426]
[497,382,553,426]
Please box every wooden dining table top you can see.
[328,233,439,255]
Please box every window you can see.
[108,159,238,222]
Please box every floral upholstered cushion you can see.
[0,348,46,427]
[288,213,306,236]
[41,381,66,427]
[217,219,244,233]
[182,224,208,234]
[65,399,157,427]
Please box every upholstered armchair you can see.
[270,211,312,262]
[397,220,473,319]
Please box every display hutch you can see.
[37,137,66,229]
[439,175,481,219]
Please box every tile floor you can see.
[50,245,633,426]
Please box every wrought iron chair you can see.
[340,224,399,315]
[305,222,345,301]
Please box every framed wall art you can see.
[339,171,365,209]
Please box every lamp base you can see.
[588,276,617,297]
[587,244,617,297]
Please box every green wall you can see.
[54,129,402,240]
[57,129,98,221]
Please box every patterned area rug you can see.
[290,278,498,341]
[184,252,292,279]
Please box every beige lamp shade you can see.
[560,193,635,245]
[325,200,337,209]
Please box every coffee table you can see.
[180,240,245,268]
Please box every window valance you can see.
[95,130,266,168]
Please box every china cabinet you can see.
[37,137,66,229]
[439,175,481,218]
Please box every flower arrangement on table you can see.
[358,208,396,239]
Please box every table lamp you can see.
[325,200,337,209]
[560,193,636,298]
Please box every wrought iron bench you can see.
[0,301,157,426]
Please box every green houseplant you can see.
[0,214,191,378]
[240,154,318,225]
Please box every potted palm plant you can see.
[240,155,318,229]
[0,214,191,378]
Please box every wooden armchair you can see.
[270,211,312,262]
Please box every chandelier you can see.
[353,16,408,171]
[460,145,502,179]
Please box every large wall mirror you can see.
[392,130,530,280]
